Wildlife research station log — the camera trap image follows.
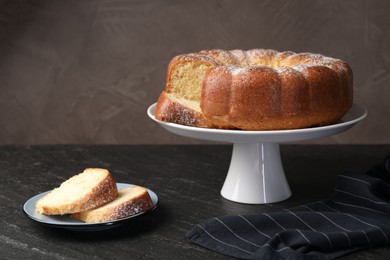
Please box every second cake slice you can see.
[71,186,153,223]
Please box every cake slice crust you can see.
[71,186,153,223]
[155,91,214,128]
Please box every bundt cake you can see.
[155,49,353,130]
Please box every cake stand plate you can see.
[147,103,367,204]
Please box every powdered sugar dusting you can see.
[226,66,246,76]
[177,49,348,76]
[276,66,300,78]
[112,197,152,219]
[160,103,202,126]
[73,186,153,223]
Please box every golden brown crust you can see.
[246,49,278,66]
[156,48,353,130]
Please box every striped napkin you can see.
[187,154,390,259]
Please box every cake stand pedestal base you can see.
[221,142,291,204]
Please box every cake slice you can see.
[71,186,153,223]
[35,168,118,215]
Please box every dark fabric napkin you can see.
[187,154,390,259]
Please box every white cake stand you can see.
[147,103,367,204]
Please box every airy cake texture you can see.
[71,186,153,223]
[35,168,118,215]
[155,49,353,130]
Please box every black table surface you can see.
[0,144,389,259]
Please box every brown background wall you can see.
[0,0,389,144]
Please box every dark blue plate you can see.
[23,183,158,231]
